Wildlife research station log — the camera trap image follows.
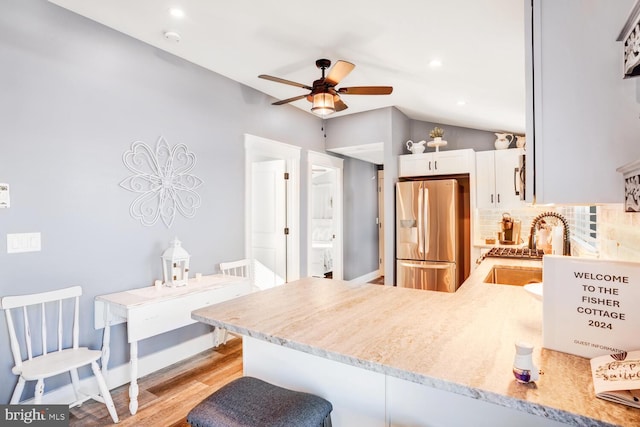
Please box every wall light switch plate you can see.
[7,232,41,253]
[0,183,9,208]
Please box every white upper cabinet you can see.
[398,149,475,178]
[525,0,640,204]
[476,148,525,209]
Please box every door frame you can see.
[377,169,384,276]
[307,151,343,280]
[245,134,300,283]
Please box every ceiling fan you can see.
[258,59,393,117]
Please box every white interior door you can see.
[245,134,301,287]
[252,160,287,287]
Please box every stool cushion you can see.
[187,376,333,427]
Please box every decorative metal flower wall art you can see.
[120,136,203,228]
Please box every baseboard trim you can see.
[22,331,228,405]
[348,270,381,284]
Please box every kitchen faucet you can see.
[527,212,571,255]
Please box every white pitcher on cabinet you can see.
[494,133,514,150]
[406,140,426,154]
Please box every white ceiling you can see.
[48,0,526,134]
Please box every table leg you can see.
[129,341,139,415]
[101,304,111,379]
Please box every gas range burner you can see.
[485,247,545,260]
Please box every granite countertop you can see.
[192,258,640,427]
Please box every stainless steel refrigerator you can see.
[396,179,461,292]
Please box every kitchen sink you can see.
[483,265,542,286]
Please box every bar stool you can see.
[187,376,333,427]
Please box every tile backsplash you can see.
[476,204,640,262]
[475,206,560,247]
[597,204,640,262]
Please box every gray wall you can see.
[408,121,499,153]
[325,108,396,280]
[325,108,392,149]
[0,0,330,403]
[342,158,380,280]
[386,109,411,285]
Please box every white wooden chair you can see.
[219,258,254,286]
[1,286,119,423]
[216,259,255,346]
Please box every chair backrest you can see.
[219,259,253,281]
[1,286,82,369]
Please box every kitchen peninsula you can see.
[192,258,639,426]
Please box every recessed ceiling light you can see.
[429,59,442,68]
[169,8,185,18]
[457,100,467,106]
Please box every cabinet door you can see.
[475,151,496,209]
[494,149,524,208]
[526,0,639,204]
[398,153,434,177]
[399,150,474,178]
[431,150,469,175]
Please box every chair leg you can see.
[10,377,26,404]
[34,379,44,404]
[70,368,82,402]
[91,361,119,423]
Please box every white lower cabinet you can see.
[386,376,567,427]
[399,149,474,177]
[476,148,525,209]
[243,336,386,426]
[244,337,567,427]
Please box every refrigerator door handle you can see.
[417,185,424,258]
[423,187,430,256]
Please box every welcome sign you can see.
[543,255,640,358]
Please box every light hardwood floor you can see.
[69,338,242,427]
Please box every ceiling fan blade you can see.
[334,98,348,112]
[272,94,308,105]
[259,74,312,90]
[338,86,393,95]
[325,60,355,86]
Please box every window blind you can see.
[569,205,597,250]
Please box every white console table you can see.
[94,274,250,415]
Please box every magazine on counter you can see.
[590,350,640,409]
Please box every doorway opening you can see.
[307,151,343,280]
[245,134,300,287]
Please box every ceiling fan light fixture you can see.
[311,92,335,117]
